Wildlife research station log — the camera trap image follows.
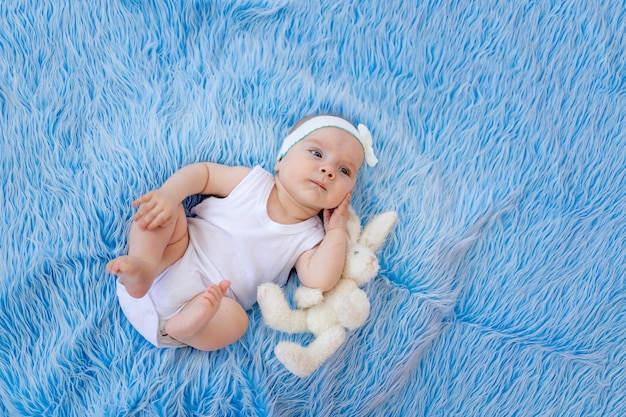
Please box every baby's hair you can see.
[289,116,315,133]
[290,113,349,133]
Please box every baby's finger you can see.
[132,198,153,219]
[204,285,224,305]
[137,207,162,229]
[218,280,231,293]
[323,208,332,225]
[147,211,173,230]
[133,205,147,222]
[202,290,219,307]
[133,205,153,224]
[145,209,171,230]
[131,192,152,208]
[337,192,352,212]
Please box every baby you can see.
[107,115,378,350]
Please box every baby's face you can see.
[275,127,365,211]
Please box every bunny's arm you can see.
[257,283,309,333]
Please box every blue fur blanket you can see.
[1,1,624,416]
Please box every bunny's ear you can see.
[345,205,362,244]
[359,211,398,251]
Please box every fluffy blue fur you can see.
[1,0,625,415]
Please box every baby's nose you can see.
[320,167,335,178]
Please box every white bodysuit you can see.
[116,166,325,347]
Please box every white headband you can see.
[277,115,378,167]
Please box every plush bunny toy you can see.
[257,206,397,377]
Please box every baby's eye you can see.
[339,167,350,175]
[310,150,322,158]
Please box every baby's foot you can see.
[106,255,157,298]
[166,281,231,340]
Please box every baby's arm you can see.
[294,194,351,291]
[133,162,250,230]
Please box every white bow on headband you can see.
[355,123,378,167]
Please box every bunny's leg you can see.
[274,326,347,377]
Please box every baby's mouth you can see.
[311,180,326,190]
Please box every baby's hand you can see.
[132,189,178,230]
[323,192,351,233]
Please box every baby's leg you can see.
[107,204,189,298]
[165,281,249,351]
